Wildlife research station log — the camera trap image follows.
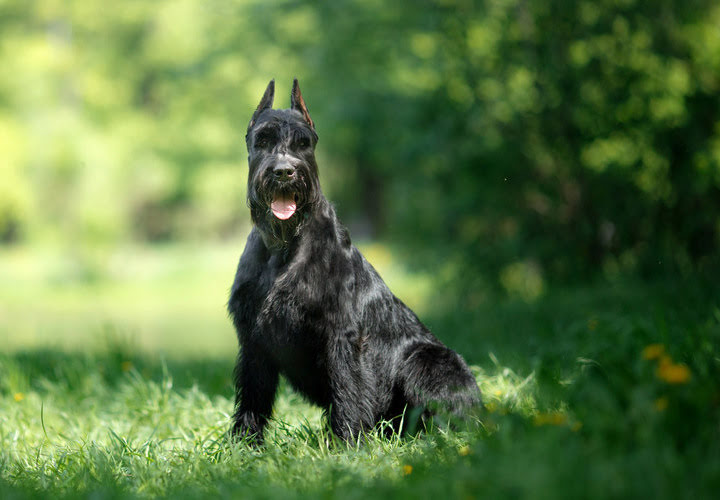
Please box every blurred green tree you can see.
[1,0,718,289]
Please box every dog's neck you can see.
[254,195,329,255]
[257,213,307,252]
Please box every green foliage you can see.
[1,1,719,286]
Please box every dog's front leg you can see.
[326,332,375,442]
[231,344,279,444]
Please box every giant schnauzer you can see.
[228,79,481,443]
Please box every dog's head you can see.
[245,79,321,229]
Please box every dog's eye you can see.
[256,138,270,149]
[296,137,310,149]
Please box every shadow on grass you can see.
[0,348,235,398]
[427,277,719,372]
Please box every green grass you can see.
[1,244,720,498]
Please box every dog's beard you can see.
[258,177,312,222]
[248,166,319,248]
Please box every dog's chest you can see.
[258,262,332,404]
[252,253,327,344]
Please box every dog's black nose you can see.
[273,164,295,180]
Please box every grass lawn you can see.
[1,243,719,498]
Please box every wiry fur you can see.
[228,79,481,443]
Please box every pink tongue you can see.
[271,195,297,220]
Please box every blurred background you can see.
[1,0,719,357]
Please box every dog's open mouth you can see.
[270,193,299,220]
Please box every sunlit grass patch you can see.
[1,348,498,497]
[473,358,536,420]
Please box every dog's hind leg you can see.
[399,342,481,417]
[325,331,378,442]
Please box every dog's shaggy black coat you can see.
[228,80,481,442]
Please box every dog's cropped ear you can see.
[249,79,275,130]
[290,78,314,130]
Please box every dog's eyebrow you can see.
[253,122,279,133]
[291,129,312,143]
[253,124,281,139]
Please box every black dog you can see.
[228,79,481,443]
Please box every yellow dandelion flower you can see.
[494,389,502,397]
[656,361,691,384]
[458,445,471,456]
[14,392,25,402]
[402,465,413,475]
[533,412,567,426]
[642,344,665,360]
[121,361,133,372]
[654,397,669,412]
